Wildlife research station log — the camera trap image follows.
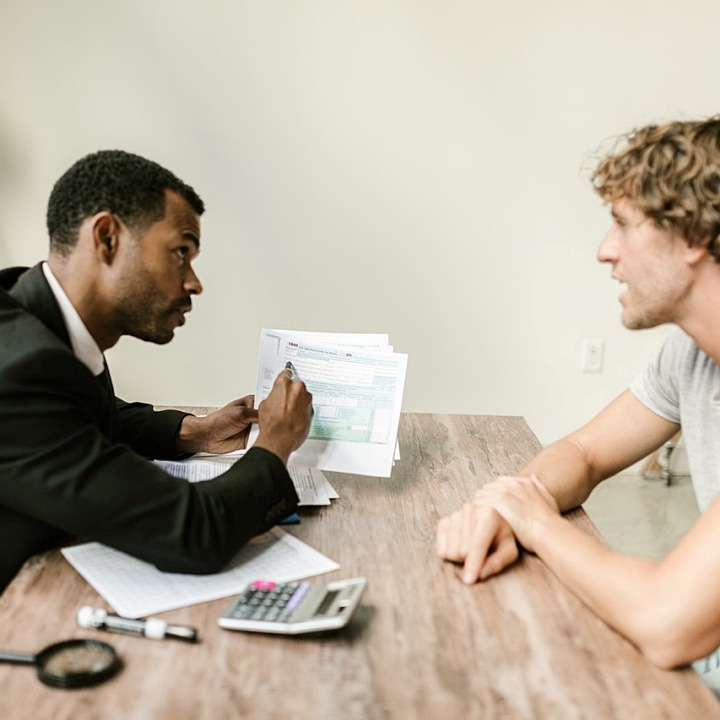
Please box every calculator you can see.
[218,577,367,635]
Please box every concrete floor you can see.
[583,473,700,560]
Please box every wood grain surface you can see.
[0,413,716,719]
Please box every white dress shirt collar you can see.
[42,262,105,377]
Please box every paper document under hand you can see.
[155,457,338,506]
[249,329,408,477]
[61,528,339,618]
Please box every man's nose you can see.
[184,265,203,295]
[597,229,617,264]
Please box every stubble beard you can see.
[620,283,683,332]
[113,267,186,345]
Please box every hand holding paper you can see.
[177,395,258,455]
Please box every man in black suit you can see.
[0,150,313,592]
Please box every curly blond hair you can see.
[592,117,720,260]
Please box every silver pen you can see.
[77,606,198,643]
[284,361,301,380]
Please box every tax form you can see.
[248,329,408,477]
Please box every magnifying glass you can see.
[0,639,121,689]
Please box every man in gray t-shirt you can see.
[436,116,720,686]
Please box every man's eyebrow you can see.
[182,232,200,249]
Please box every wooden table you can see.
[0,413,717,719]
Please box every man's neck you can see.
[47,253,120,351]
[42,262,105,376]
[674,259,720,364]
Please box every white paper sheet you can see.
[249,328,407,477]
[154,458,336,506]
[61,528,339,618]
[287,466,334,506]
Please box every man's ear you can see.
[683,242,710,267]
[91,211,123,265]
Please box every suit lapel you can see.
[6,263,121,441]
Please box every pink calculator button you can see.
[251,580,276,590]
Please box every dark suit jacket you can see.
[0,264,298,591]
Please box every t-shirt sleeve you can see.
[630,330,690,424]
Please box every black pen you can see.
[77,606,198,643]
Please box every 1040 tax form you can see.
[248,329,407,477]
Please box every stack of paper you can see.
[155,456,339,507]
[248,328,408,478]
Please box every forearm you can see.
[479,471,720,669]
[531,514,690,667]
[521,437,600,511]
[117,399,190,459]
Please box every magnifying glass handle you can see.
[0,650,37,666]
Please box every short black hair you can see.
[46,150,205,253]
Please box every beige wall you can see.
[2,1,717,447]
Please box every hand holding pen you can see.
[254,363,313,464]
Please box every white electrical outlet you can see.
[581,338,604,373]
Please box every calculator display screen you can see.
[316,590,340,616]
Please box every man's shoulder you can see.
[0,263,71,355]
[0,265,29,311]
[646,329,720,397]
[0,266,29,291]
[0,264,44,315]
[661,328,697,358]
[0,283,70,367]
[658,329,710,369]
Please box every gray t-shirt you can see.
[631,329,720,511]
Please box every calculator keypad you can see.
[228,581,311,623]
